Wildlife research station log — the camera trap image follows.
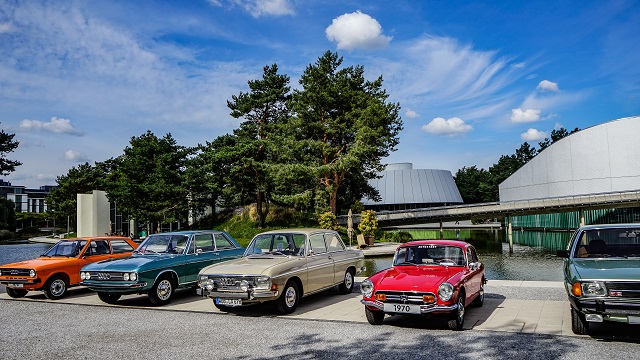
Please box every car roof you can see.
[146,230,224,236]
[63,236,129,241]
[578,223,640,230]
[256,228,336,236]
[398,239,470,248]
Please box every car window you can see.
[309,234,327,255]
[110,239,134,254]
[214,234,235,250]
[292,234,306,256]
[194,234,215,252]
[326,233,345,252]
[89,240,111,255]
[573,228,640,258]
[394,245,465,266]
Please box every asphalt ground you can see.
[1,297,640,360]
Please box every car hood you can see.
[82,254,174,271]
[200,255,298,276]
[374,266,463,291]
[0,257,77,270]
[573,259,640,281]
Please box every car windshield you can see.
[136,234,189,255]
[42,240,86,257]
[572,228,640,258]
[394,244,465,266]
[244,233,305,257]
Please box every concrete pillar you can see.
[579,208,585,227]
[507,216,513,254]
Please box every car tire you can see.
[44,275,68,300]
[6,287,28,298]
[97,292,121,305]
[447,292,465,331]
[274,281,299,314]
[365,307,385,325]
[149,275,175,306]
[337,269,355,294]
[570,306,589,335]
[472,281,485,307]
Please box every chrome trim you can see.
[361,299,458,314]
[205,290,277,300]
[81,281,147,289]
[152,269,178,285]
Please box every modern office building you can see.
[362,163,463,211]
[0,180,54,213]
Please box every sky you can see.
[1,0,639,188]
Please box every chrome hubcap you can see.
[344,272,353,289]
[51,279,65,297]
[157,280,172,300]
[458,296,465,320]
[284,286,296,308]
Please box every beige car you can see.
[197,228,365,314]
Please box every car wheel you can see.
[97,292,121,305]
[365,307,385,325]
[570,306,589,335]
[447,292,465,331]
[44,275,68,300]
[337,269,355,294]
[149,275,175,306]
[274,281,299,314]
[6,287,28,298]
[472,282,485,307]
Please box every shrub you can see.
[358,210,378,237]
[0,229,15,240]
[318,212,338,230]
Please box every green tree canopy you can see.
[46,162,108,220]
[289,51,403,214]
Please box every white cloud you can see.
[553,122,564,130]
[537,80,560,92]
[326,11,392,51]
[64,149,88,162]
[511,108,541,123]
[19,117,84,136]
[0,22,15,33]
[521,128,547,141]
[209,0,294,17]
[405,109,420,119]
[422,117,473,136]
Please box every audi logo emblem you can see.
[10,270,18,275]
[97,273,111,280]
[400,295,408,302]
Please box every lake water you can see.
[0,230,564,281]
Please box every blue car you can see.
[81,230,244,306]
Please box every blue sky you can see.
[1,0,639,188]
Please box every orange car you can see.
[0,236,138,300]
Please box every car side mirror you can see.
[309,250,314,256]
[556,250,569,258]
[469,262,478,270]
[196,248,202,255]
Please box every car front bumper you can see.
[361,299,458,314]
[197,287,278,302]
[570,297,640,323]
[81,281,148,293]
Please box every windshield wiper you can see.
[395,261,417,266]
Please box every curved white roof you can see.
[499,116,640,201]
[362,163,463,205]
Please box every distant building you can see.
[0,180,55,213]
[362,163,463,211]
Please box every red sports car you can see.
[360,240,486,330]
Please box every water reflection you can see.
[362,229,565,281]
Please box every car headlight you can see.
[579,281,607,297]
[198,275,208,287]
[130,272,137,281]
[438,282,454,301]
[29,269,36,278]
[254,276,271,290]
[123,273,130,281]
[360,279,374,298]
[80,272,85,280]
[239,280,249,292]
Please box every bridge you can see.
[338,190,640,251]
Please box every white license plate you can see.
[215,298,242,306]
[383,303,421,314]
[628,316,640,324]
[8,283,24,288]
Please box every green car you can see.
[557,224,640,334]
[80,230,244,306]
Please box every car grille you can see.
[606,282,640,299]
[208,276,256,290]
[87,272,125,281]
[0,268,30,277]
[375,290,436,305]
